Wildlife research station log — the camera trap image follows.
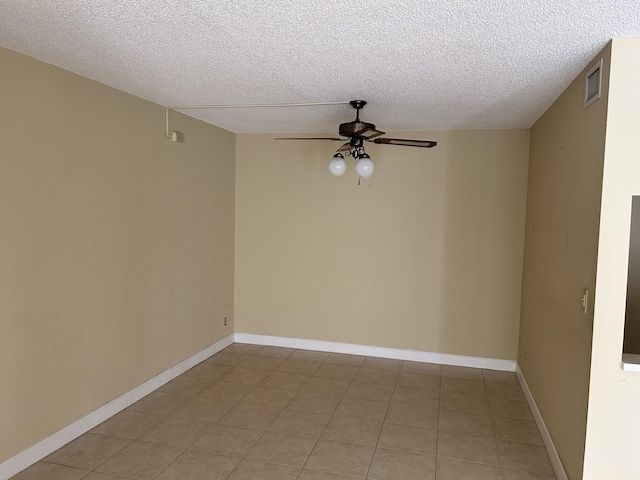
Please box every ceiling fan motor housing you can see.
[339,121,377,138]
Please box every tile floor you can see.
[12,343,557,480]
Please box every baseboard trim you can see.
[516,364,568,480]
[0,334,234,480]
[234,333,516,372]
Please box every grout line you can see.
[434,363,443,478]
[481,369,507,480]
[363,360,403,479]
[295,350,363,478]
[219,345,297,479]
[144,348,268,480]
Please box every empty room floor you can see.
[12,343,556,480]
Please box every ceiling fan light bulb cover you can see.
[355,156,374,179]
[328,154,347,176]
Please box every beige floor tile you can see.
[83,473,138,479]
[197,380,254,404]
[90,410,163,440]
[497,440,555,475]
[219,403,281,430]
[223,343,262,355]
[362,357,402,372]
[302,376,352,395]
[256,346,296,358]
[396,372,441,390]
[386,403,438,429]
[189,424,262,456]
[436,457,503,480]
[334,397,389,422]
[238,355,286,371]
[172,396,232,423]
[204,352,249,367]
[239,385,297,408]
[226,459,300,480]
[442,365,484,381]
[44,433,130,470]
[345,382,394,402]
[367,448,436,480]
[260,371,310,390]
[183,363,232,380]
[324,352,365,367]
[486,382,526,402]
[502,468,557,479]
[353,368,398,386]
[298,470,359,479]
[493,417,544,445]
[377,423,437,455]
[440,388,489,406]
[276,359,322,375]
[155,450,239,480]
[157,375,214,396]
[482,369,519,385]
[246,431,317,466]
[489,397,534,421]
[440,390,490,416]
[437,430,500,466]
[127,391,191,416]
[11,462,89,480]
[138,416,211,448]
[322,416,383,446]
[438,410,494,436]
[440,377,486,395]
[95,441,183,480]
[288,391,343,415]
[305,440,374,478]
[289,350,330,362]
[391,385,439,407]
[400,361,441,377]
[33,347,557,480]
[314,363,359,380]
[269,408,331,437]
[219,367,271,385]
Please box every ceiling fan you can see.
[275,100,437,179]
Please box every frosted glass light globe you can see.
[328,154,347,176]
[355,155,374,179]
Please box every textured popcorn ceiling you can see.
[0,1,639,133]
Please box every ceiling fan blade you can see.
[368,137,437,148]
[352,126,386,139]
[274,137,346,141]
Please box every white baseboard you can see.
[0,334,234,480]
[234,333,516,372]
[516,364,568,480]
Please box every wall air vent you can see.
[584,58,603,108]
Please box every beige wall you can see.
[0,48,236,462]
[583,38,640,480]
[518,45,610,479]
[235,130,529,360]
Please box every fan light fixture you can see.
[330,147,375,179]
[328,153,347,176]
[354,153,374,179]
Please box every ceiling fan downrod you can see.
[350,100,367,122]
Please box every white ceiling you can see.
[1,1,639,134]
